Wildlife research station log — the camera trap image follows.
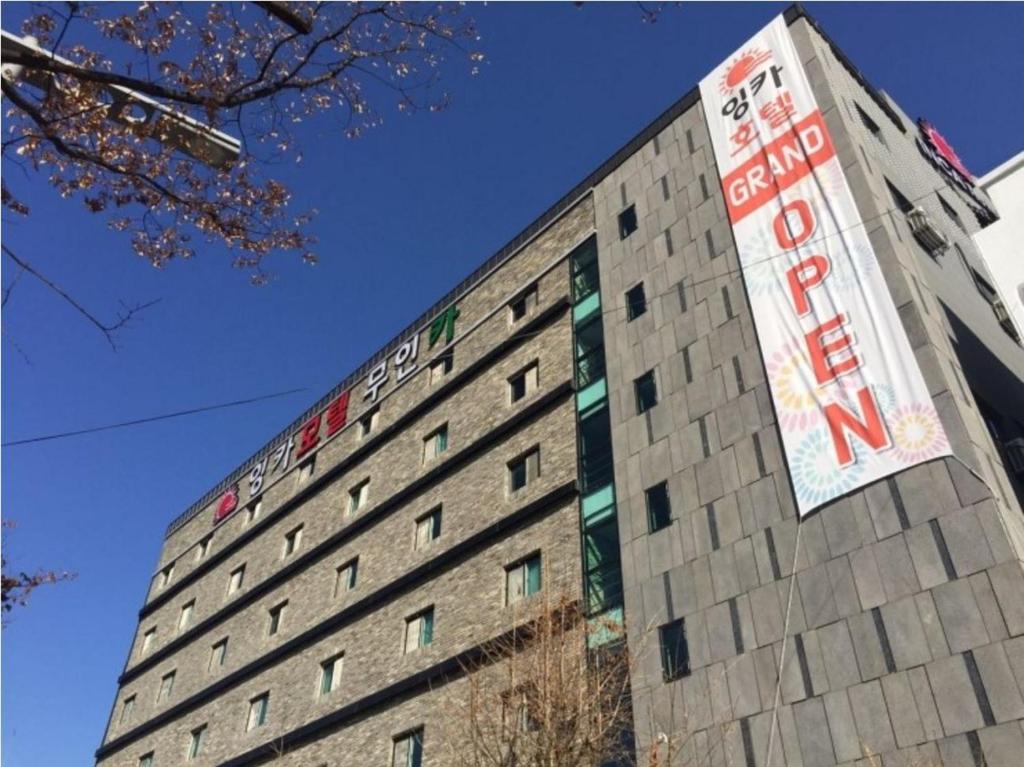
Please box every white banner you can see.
[699,16,950,517]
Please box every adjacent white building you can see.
[974,150,1024,338]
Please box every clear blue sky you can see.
[2,3,1022,765]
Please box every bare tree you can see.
[1,520,75,627]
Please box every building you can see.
[96,5,1024,766]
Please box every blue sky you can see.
[2,3,1022,765]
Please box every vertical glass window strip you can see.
[392,729,424,767]
[335,558,358,596]
[187,725,207,760]
[645,482,672,533]
[320,654,344,696]
[625,283,647,320]
[247,693,269,730]
[659,619,690,681]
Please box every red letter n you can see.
[823,386,889,467]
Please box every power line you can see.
[2,388,307,447]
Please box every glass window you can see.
[210,638,228,671]
[187,724,207,760]
[509,362,539,404]
[506,555,542,605]
[268,601,287,636]
[320,654,344,696]
[298,456,315,483]
[584,516,622,614]
[335,558,358,597]
[570,238,600,302]
[138,753,154,767]
[508,448,540,492]
[196,534,213,561]
[404,608,434,653]
[247,693,269,731]
[348,479,370,515]
[854,102,885,145]
[120,695,136,724]
[574,316,605,387]
[228,565,245,595]
[429,350,454,384]
[157,670,176,703]
[422,425,449,463]
[415,508,442,550]
[159,564,174,589]
[509,285,538,323]
[626,283,647,321]
[178,600,195,631]
[579,406,614,493]
[360,407,379,439]
[141,627,157,655]
[392,728,424,767]
[246,498,262,524]
[634,371,658,414]
[938,193,966,232]
[886,178,914,214]
[659,619,690,681]
[618,205,638,239]
[646,482,672,533]
[283,525,303,558]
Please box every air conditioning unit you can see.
[1004,438,1024,478]
[906,207,950,256]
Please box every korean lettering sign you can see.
[699,16,950,517]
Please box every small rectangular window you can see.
[660,174,671,201]
[319,654,344,696]
[283,525,303,558]
[157,670,176,703]
[178,600,195,631]
[228,565,246,595]
[138,753,154,767]
[404,608,435,653]
[120,695,136,724]
[141,627,157,655]
[196,534,213,562]
[429,350,454,385]
[508,362,539,404]
[646,482,672,533]
[210,638,228,671]
[298,456,316,483]
[159,564,174,589]
[508,448,540,493]
[392,728,424,767]
[422,424,449,463]
[247,693,270,731]
[348,479,370,515]
[659,619,690,681]
[335,558,359,597]
[634,370,658,414]
[854,102,885,145]
[187,724,207,760]
[268,601,287,636]
[938,193,966,232]
[509,285,538,324]
[359,407,379,439]
[415,508,442,551]
[699,173,709,200]
[618,205,638,239]
[626,283,647,321]
[886,178,914,214]
[246,498,262,524]
[506,554,542,605]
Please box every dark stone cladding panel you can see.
[122,375,575,685]
[96,480,578,761]
[138,296,571,620]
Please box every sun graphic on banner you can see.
[789,428,867,507]
[718,47,772,94]
[766,344,829,432]
[889,403,949,464]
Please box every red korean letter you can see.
[296,414,322,458]
[325,391,350,437]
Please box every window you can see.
[359,407,379,439]
[268,601,287,636]
[159,564,174,589]
[634,370,658,414]
[938,193,966,233]
[404,608,434,653]
[196,534,212,562]
[570,238,600,302]
[886,178,914,214]
[141,627,157,655]
[429,350,454,384]
[415,508,442,550]
[618,204,638,239]
[575,315,605,388]
[178,600,195,631]
[348,479,370,515]
[646,482,672,533]
[187,724,207,760]
[120,695,136,724]
[509,285,538,323]
[298,456,316,483]
[246,498,262,524]
[283,525,303,558]
[210,638,228,671]
[506,554,542,605]
[422,424,449,463]
[508,362,539,404]
[660,174,671,201]
[626,283,647,321]
[319,654,344,696]
[392,728,424,767]
[659,619,690,681]
[228,565,246,595]
[138,753,154,767]
[699,173,709,200]
[247,693,269,731]
[579,406,614,492]
[508,448,540,493]
[157,670,176,703]
[335,559,358,597]
[854,102,885,145]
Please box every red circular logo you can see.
[214,487,238,523]
[921,120,973,183]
